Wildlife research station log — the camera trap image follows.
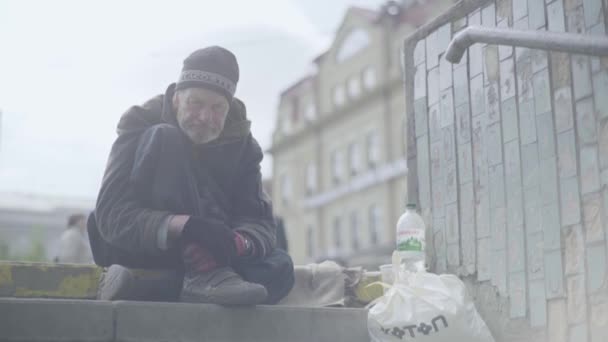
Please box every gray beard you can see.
[180,123,220,145]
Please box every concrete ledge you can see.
[0,262,101,299]
[115,301,369,342]
[0,298,114,342]
[0,261,382,305]
[0,298,370,342]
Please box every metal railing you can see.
[445,25,608,63]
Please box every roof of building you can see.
[397,1,437,27]
[277,0,441,108]
[312,5,381,65]
[312,1,436,64]
[349,6,380,21]
[279,74,315,99]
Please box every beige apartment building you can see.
[269,0,453,267]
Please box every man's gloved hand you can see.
[181,216,236,265]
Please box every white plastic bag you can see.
[367,255,495,342]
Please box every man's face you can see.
[173,87,230,144]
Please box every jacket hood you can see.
[116,83,251,144]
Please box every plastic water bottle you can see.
[396,203,426,272]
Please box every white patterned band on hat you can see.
[178,70,236,95]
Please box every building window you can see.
[347,75,361,99]
[363,66,377,90]
[331,149,345,185]
[366,131,380,168]
[333,216,342,250]
[280,174,292,205]
[291,97,300,125]
[305,102,316,121]
[350,211,360,251]
[306,225,314,258]
[349,142,362,176]
[332,84,345,108]
[281,115,291,135]
[306,163,317,195]
[336,28,371,62]
[369,204,382,245]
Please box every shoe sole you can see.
[98,266,134,300]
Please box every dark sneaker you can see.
[180,267,268,305]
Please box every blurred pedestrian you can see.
[55,214,93,264]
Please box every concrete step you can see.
[0,298,370,342]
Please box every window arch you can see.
[336,28,370,63]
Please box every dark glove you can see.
[181,216,236,265]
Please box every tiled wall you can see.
[404,0,608,340]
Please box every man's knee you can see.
[263,249,295,304]
[268,249,295,281]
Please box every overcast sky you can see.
[0,0,387,200]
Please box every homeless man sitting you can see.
[88,46,295,305]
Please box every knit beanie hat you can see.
[175,46,239,101]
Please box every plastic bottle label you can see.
[396,229,425,252]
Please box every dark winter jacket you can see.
[88,84,276,268]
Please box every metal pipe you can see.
[445,25,608,63]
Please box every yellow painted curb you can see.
[0,262,102,299]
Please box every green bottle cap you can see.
[406,203,416,209]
